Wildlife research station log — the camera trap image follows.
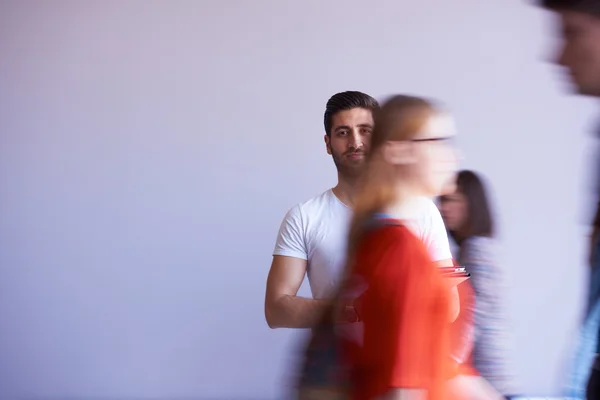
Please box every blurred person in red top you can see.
[335,95,502,400]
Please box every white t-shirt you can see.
[272,189,452,299]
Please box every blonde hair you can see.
[347,95,437,253]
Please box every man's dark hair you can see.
[323,91,379,136]
[446,170,495,243]
[539,0,600,16]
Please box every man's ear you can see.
[324,135,332,155]
[382,140,415,165]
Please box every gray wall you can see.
[0,0,595,398]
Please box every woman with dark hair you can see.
[439,170,518,399]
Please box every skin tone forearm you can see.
[267,294,331,329]
[446,375,504,400]
[265,256,328,329]
[381,389,426,400]
[265,255,460,330]
[380,374,502,400]
[265,255,358,328]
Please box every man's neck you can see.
[332,176,358,208]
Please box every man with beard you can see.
[264,91,455,328]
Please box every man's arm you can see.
[264,255,329,329]
[264,204,329,329]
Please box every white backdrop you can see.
[0,0,598,398]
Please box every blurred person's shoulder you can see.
[401,197,452,262]
[412,196,445,231]
[355,221,443,295]
[412,196,441,218]
[460,236,497,264]
[395,197,438,231]
[359,218,431,261]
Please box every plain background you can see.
[1,0,599,398]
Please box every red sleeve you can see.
[453,281,480,376]
[359,227,451,389]
[457,363,479,376]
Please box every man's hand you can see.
[334,300,360,324]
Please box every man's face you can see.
[553,10,600,96]
[324,108,374,179]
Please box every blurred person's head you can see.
[540,0,600,96]
[439,170,494,244]
[323,91,379,180]
[348,95,459,249]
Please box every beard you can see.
[331,149,367,181]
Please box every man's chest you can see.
[304,218,350,285]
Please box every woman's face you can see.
[439,190,468,232]
[410,111,459,197]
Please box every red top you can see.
[340,222,476,400]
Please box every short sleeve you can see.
[272,205,308,260]
[420,199,453,262]
[360,228,449,388]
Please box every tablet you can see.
[439,266,467,275]
[439,266,470,286]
